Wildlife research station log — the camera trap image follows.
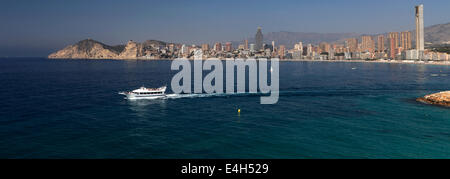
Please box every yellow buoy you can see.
[238,109,241,113]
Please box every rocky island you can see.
[417,91,450,107]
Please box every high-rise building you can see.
[377,35,385,52]
[415,4,424,51]
[307,44,313,56]
[181,44,187,54]
[244,40,249,50]
[214,42,222,52]
[278,45,286,58]
[388,32,399,49]
[388,37,396,59]
[249,44,256,52]
[294,44,300,51]
[361,36,374,52]
[345,38,358,53]
[333,44,345,53]
[271,41,275,52]
[168,44,175,52]
[329,48,335,60]
[400,31,412,50]
[181,44,191,57]
[201,44,210,51]
[295,42,303,51]
[319,42,330,53]
[175,44,182,51]
[255,27,263,51]
[225,42,232,52]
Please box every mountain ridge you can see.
[252,22,450,48]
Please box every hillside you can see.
[48,39,170,59]
[423,23,450,44]
[246,32,360,48]
[48,39,122,59]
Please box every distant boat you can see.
[119,86,167,99]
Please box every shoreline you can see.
[46,57,450,66]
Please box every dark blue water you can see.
[1,58,450,159]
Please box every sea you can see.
[0,58,449,159]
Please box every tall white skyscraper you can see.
[181,44,187,54]
[415,4,424,51]
[272,41,275,51]
[249,44,256,52]
[307,44,313,57]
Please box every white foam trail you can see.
[123,91,273,101]
[164,93,229,99]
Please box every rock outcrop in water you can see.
[417,91,450,107]
[48,39,169,59]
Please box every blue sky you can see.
[0,0,449,56]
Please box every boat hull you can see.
[123,93,166,100]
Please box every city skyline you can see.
[1,0,450,57]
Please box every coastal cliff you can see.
[417,91,450,107]
[48,39,168,59]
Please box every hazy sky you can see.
[1,0,449,57]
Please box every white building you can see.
[404,49,419,60]
[249,44,256,52]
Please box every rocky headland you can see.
[417,91,450,107]
[48,39,169,59]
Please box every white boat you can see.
[119,86,167,99]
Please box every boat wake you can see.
[124,89,366,101]
[124,92,263,100]
[165,92,258,99]
[123,88,415,101]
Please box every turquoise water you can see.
[0,58,449,158]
